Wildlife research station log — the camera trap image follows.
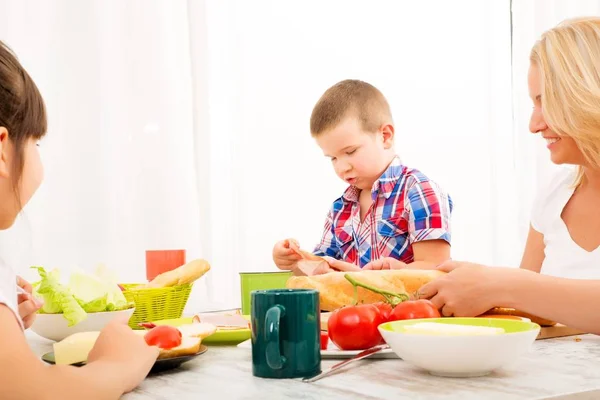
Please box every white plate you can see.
[237,339,398,359]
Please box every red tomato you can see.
[389,299,441,321]
[373,302,393,321]
[144,325,183,349]
[320,331,329,350]
[327,304,386,351]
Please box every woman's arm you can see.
[519,224,545,273]
[421,263,600,335]
[0,306,157,400]
[503,271,600,335]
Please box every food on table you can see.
[143,325,182,349]
[320,331,329,350]
[288,269,554,327]
[287,240,323,261]
[373,302,393,320]
[402,322,505,336]
[31,266,134,327]
[327,304,387,350]
[145,259,211,288]
[388,299,440,321]
[192,310,250,330]
[287,240,330,275]
[481,307,556,327]
[54,331,100,365]
[53,323,216,365]
[286,269,444,311]
[324,274,442,350]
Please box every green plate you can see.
[151,316,252,345]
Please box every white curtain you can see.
[1,0,581,312]
[0,0,209,311]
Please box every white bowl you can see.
[30,308,135,342]
[379,317,540,377]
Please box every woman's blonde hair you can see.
[530,17,600,187]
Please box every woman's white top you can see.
[0,256,24,329]
[531,167,600,279]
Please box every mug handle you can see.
[265,305,286,370]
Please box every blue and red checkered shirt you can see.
[313,157,453,267]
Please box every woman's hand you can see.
[17,276,43,329]
[416,261,522,317]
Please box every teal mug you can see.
[251,289,321,379]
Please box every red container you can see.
[145,249,186,282]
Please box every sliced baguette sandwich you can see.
[286,269,444,311]
[287,269,557,327]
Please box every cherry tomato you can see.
[388,299,441,321]
[320,331,329,350]
[143,325,182,349]
[327,304,386,351]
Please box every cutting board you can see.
[537,324,586,340]
[320,313,586,340]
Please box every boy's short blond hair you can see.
[310,79,393,137]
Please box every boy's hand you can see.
[363,257,407,270]
[316,257,361,275]
[272,239,303,271]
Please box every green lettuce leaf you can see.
[68,268,129,312]
[31,266,87,326]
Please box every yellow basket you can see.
[121,283,192,329]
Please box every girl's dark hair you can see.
[0,40,47,193]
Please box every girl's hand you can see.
[17,276,43,329]
[87,318,159,393]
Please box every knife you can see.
[302,344,389,383]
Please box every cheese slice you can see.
[53,331,101,365]
[403,322,505,336]
[177,323,217,339]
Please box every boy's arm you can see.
[313,209,342,259]
[406,179,452,268]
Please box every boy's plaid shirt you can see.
[313,157,453,267]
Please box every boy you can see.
[273,80,453,275]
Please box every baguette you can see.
[156,336,202,359]
[286,269,445,311]
[147,259,211,288]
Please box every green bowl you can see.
[239,271,292,315]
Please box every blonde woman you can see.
[416,17,600,335]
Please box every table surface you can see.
[27,331,600,400]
